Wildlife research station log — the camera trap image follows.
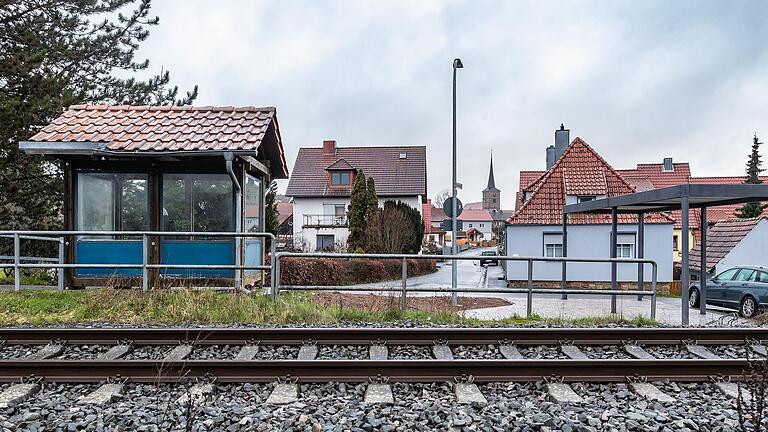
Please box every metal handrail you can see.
[274,252,659,319]
[0,230,276,292]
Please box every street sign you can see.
[443,197,463,218]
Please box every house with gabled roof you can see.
[285,140,427,252]
[690,217,768,276]
[505,137,674,286]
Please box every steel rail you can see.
[0,359,753,383]
[0,327,765,345]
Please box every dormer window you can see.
[331,171,351,186]
[577,195,596,203]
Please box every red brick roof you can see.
[458,209,493,222]
[508,138,673,225]
[28,104,289,177]
[617,163,692,188]
[325,158,355,170]
[690,217,766,272]
[286,145,426,198]
[277,202,293,226]
[519,170,546,191]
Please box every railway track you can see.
[0,327,764,383]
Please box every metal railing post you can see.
[527,259,533,319]
[57,239,64,290]
[269,235,276,296]
[141,234,149,292]
[272,253,281,300]
[13,234,20,291]
[401,257,408,311]
[650,262,657,320]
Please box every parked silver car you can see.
[689,266,768,318]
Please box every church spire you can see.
[484,151,498,192]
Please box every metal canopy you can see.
[563,184,768,215]
[562,183,768,326]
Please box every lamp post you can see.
[451,58,463,305]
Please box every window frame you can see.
[544,243,563,258]
[330,171,351,186]
[577,195,597,203]
[75,170,150,238]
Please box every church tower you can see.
[482,152,501,211]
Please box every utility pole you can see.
[451,58,463,305]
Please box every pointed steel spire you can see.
[484,150,499,192]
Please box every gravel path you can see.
[0,381,744,431]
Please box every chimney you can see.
[546,146,556,170]
[322,140,337,155]
[663,157,674,172]
[546,123,570,170]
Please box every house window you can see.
[673,235,679,251]
[480,223,484,228]
[331,172,350,186]
[543,232,563,257]
[468,223,473,228]
[577,195,596,203]
[545,243,563,258]
[316,234,335,251]
[616,244,634,258]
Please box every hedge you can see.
[278,257,437,286]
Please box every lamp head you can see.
[453,58,463,69]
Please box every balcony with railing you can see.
[303,214,348,228]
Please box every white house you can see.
[505,136,674,287]
[690,217,768,276]
[285,140,427,251]
[458,209,494,240]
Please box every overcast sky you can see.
[136,0,768,207]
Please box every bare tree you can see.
[434,189,450,208]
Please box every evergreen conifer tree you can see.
[264,181,279,248]
[736,134,767,218]
[0,0,198,233]
[346,171,367,251]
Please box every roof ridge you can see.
[299,145,427,150]
[68,104,277,113]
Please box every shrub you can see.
[279,257,436,286]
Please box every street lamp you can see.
[451,58,463,305]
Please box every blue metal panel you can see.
[161,240,234,277]
[76,240,143,277]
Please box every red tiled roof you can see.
[563,167,607,195]
[431,206,447,222]
[326,158,355,170]
[690,217,766,272]
[458,209,493,222]
[519,170,545,191]
[463,202,483,210]
[507,138,673,225]
[617,163,691,188]
[286,145,426,198]
[277,202,293,226]
[28,104,289,177]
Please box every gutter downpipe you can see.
[224,152,243,292]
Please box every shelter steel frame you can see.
[563,184,768,325]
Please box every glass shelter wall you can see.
[161,173,235,277]
[75,172,148,276]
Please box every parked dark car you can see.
[479,250,499,266]
[689,266,768,318]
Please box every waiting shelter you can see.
[20,105,288,288]
[563,184,768,325]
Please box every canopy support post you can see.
[610,207,618,314]
[700,207,707,315]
